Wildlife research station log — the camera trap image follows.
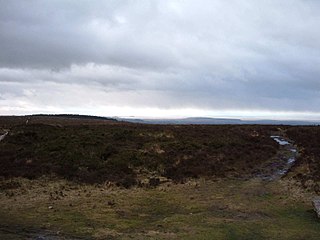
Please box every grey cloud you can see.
[0,0,320,116]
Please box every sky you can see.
[1,0,320,119]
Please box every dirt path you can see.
[256,135,298,180]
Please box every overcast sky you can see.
[1,0,320,119]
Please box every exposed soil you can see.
[254,135,298,180]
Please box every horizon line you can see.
[1,113,320,122]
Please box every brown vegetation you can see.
[0,115,280,187]
[286,126,320,192]
[1,116,320,239]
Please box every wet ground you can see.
[0,132,8,142]
[256,135,298,181]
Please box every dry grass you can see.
[0,177,319,239]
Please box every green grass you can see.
[0,178,319,239]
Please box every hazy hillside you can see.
[119,117,320,126]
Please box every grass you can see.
[0,177,319,239]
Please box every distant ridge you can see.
[28,114,117,121]
[119,117,320,126]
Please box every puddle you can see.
[270,136,290,146]
[0,132,8,141]
[257,136,298,181]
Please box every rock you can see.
[312,198,320,218]
[48,206,53,209]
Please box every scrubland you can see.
[0,115,319,239]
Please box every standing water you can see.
[257,136,298,180]
[0,131,8,142]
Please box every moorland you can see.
[0,115,320,239]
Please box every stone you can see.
[312,198,320,218]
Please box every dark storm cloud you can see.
[0,0,320,116]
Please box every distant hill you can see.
[119,117,320,126]
[29,114,117,121]
[0,114,118,128]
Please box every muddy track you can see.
[256,135,298,181]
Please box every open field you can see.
[0,177,319,240]
[0,115,319,239]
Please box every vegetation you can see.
[0,116,280,186]
[286,126,320,193]
[0,115,320,239]
[0,178,318,239]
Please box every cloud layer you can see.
[1,0,320,117]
